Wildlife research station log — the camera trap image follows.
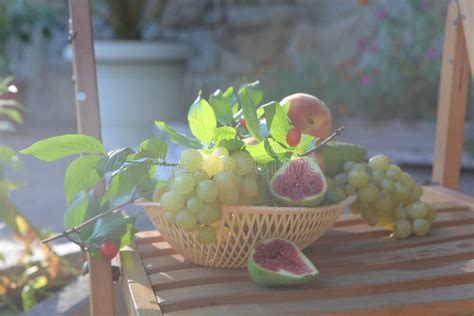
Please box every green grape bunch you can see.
[327,154,436,239]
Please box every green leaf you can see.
[96,148,135,177]
[155,121,202,149]
[239,81,263,140]
[137,178,162,201]
[21,285,36,311]
[31,276,48,290]
[20,134,105,161]
[223,86,239,114]
[187,94,217,144]
[86,211,136,248]
[63,194,89,230]
[239,80,263,106]
[64,155,102,204]
[294,134,316,155]
[245,138,290,164]
[264,101,293,146]
[139,138,167,159]
[209,89,234,125]
[0,146,23,172]
[101,161,154,204]
[214,126,237,142]
[0,108,22,124]
[245,142,273,164]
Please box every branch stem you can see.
[42,187,139,245]
[300,126,345,156]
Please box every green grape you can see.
[378,209,395,230]
[220,156,236,173]
[153,185,168,202]
[394,182,411,205]
[347,169,369,189]
[215,172,238,191]
[231,150,255,176]
[326,177,338,190]
[173,174,195,195]
[179,148,203,172]
[175,209,198,231]
[361,207,379,226]
[424,205,436,224]
[400,172,415,189]
[186,196,204,213]
[353,163,367,172]
[193,170,209,183]
[406,201,429,220]
[197,203,221,225]
[380,178,395,194]
[160,191,185,214]
[374,191,392,213]
[334,173,348,185]
[389,164,402,172]
[349,201,361,214]
[368,154,390,172]
[241,178,258,197]
[370,170,385,184]
[344,184,356,195]
[197,225,218,244]
[164,211,175,224]
[243,167,258,180]
[358,183,379,204]
[343,161,356,172]
[239,195,253,205]
[213,146,229,157]
[385,167,401,181]
[327,186,346,203]
[394,205,408,220]
[219,190,240,205]
[197,180,219,203]
[412,218,430,236]
[393,219,412,239]
[410,185,423,201]
[202,154,224,176]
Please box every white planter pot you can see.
[93,41,189,149]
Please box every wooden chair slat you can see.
[158,270,473,314]
[459,0,474,75]
[432,1,471,189]
[120,244,162,316]
[165,289,474,316]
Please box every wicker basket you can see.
[139,195,356,268]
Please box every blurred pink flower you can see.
[420,1,431,11]
[426,47,439,60]
[360,75,370,86]
[357,37,368,50]
[375,9,387,20]
[369,46,379,54]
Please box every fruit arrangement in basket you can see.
[21,80,436,267]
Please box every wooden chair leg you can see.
[432,1,470,190]
[68,0,115,315]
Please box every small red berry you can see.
[240,117,247,129]
[286,128,301,147]
[99,241,118,260]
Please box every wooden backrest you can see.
[432,0,473,190]
[67,0,115,315]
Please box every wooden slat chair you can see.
[67,0,473,315]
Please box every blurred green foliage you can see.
[263,0,473,122]
[0,0,63,73]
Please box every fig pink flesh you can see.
[252,239,311,274]
[271,158,324,202]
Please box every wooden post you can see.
[68,0,115,315]
[432,1,471,190]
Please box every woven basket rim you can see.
[136,194,356,214]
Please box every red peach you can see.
[281,93,332,140]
